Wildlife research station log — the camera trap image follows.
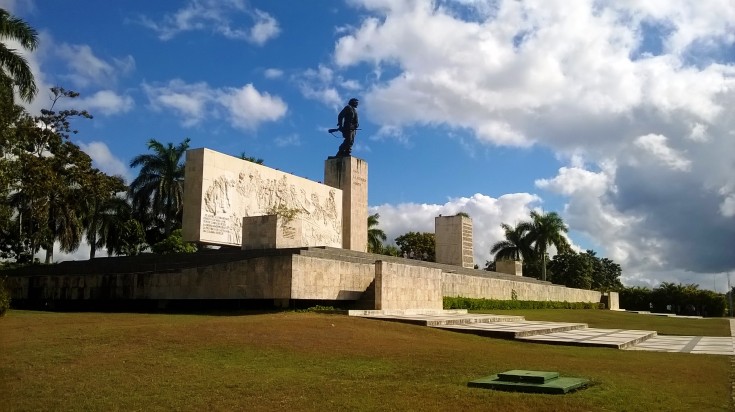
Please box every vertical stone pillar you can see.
[324,156,368,252]
[435,215,474,268]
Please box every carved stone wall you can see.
[182,148,343,248]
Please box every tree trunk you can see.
[541,251,547,281]
[89,232,97,259]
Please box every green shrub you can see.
[0,277,10,317]
[443,296,599,310]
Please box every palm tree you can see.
[367,213,386,254]
[81,171,126,259]
[0,9,38,103]
[527,210,570,281]
[129,138,190,238]
[490,222,533,262]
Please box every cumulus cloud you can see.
[333,0,735,286]
[633,134,691,171]
[78,141,132,182]
[143,79,286,129]
[138,1,280,45]
[296,64,361,108]
[76,90,134,116]
[373,192,541,265]
[56,43,135,88]
[220,84,288,129]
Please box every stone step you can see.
[350,312,525,327]
[433,321,588,338]
[518,328,658,349]
[348,309,468,316]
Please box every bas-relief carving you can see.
[201,168,341,246]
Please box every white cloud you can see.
[330,0,735,286]
[78,141,132,182]
[76,90,134,116]
[274,134,301,147]
[138,1,280,45]
[373,192,541,265]
[248,9,280,45]
[220,84,287,129]
[264,68,284,79]
[143,79,286,129]
[720,194,735,218]
[143,80,211,126]
[633,134,691,171]
[56,43,135,88]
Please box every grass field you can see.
[1,309,732,411]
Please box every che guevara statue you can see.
[333,97,359,157]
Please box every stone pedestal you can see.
[324,157,368,252]
[435,215,474,268]
[241,215,305,250]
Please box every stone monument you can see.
[324,156,368,252]
[435,214,474,268]
[182,148,343,248]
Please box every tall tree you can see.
[0,8,38,103]
[4,87,95,263]
[490,222,534,262]
[367,213,386,253]
[81,171,126,259]
[129,138,190,241]
[527,210,570,281]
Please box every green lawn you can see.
[478,309,732,336]
[1,310,732,411]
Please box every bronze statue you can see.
[332,98,359,157]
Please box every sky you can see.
[4,0,734,290]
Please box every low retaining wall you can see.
[375,261,443,310]
[7,251,608,309]
[290,255,374,300]
[442,273,602,303]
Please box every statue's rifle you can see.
[327,127,361,138]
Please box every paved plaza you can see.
[349,310,735,355]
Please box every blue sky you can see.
[6,0,735,290]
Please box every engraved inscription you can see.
[202,215,228,235]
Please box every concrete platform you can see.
[519,328,657,349]
[349,310,524,326]
[625,336,734,355]
[349,311,735,355]
[435,321,588,338]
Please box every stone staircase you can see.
[349,309,668,351]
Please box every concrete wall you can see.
[290,255,375,300]
[442,272,602,302]
[602,292,620,310]
[9,255,294,301]
[8,253,606,308]
[375,260,443,310]
[183,148,343,248]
